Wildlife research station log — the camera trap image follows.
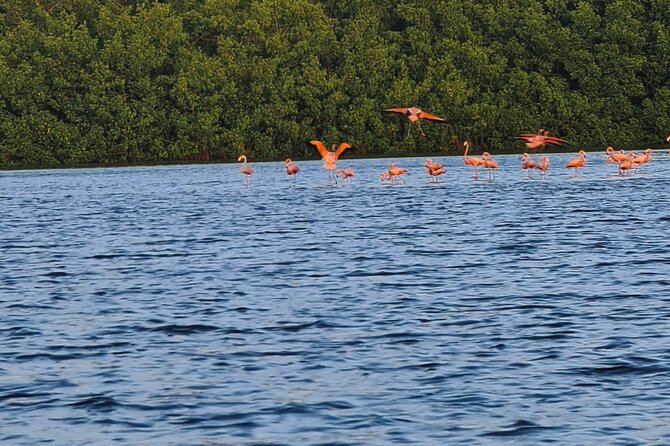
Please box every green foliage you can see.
[0,0,668,168]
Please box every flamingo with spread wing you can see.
[309,140,351,185]
[384,107,446,138]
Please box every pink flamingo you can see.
[536,156,550,180]
[565,150,587,177]
[481,152,499,182]
[514,129,567,150]
[424,159,446,182]
[384,106,446,138]
[335,167,355,185]
[463,141,484,180]
[237,155,253,187]
[310,140,350,185]
[284,159,300,186]
[520,153,537,178]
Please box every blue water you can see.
[2,151,670,445]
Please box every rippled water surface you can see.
[2,152,670,445]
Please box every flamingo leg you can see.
[417,120,426,137]
[406,121,412,138]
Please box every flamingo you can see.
[335,167,355,185]
[424,159,446,182]
[565,150,587,177]
[514,129,567,150]
[618,156,635,176]
[520,153,537,178]
[481,152,499,182]
[284,159,300,186]
[536,156,550,179]
[463,141,484,180]
[631,148,652,173]
[384,106,446,138]
[385,162,409,184]
[237,155,253,187]
[605,146,628,164]
[310,140,350,185]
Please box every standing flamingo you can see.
[463,141,484,180]
[481,152,499,182]
[424,159,446,182]
[605,146,628,164]
[335,167,355,185]
[565,150,587,177]
[384,106,446,138]
[310,140,350,185]
[536,156,550,180]
[514,129,567,150]
[284,159,300,186]
[520,153,537,178]
[384,162,409,184]
[631,148,652,173]
[618,156,635,176]
[237,155,253,187]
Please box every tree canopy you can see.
[0,0,668,168]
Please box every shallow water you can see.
[2,151,670,445]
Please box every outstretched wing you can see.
[384,108,410,115]
[513,134,538,142]
[543,136,568,146]
[418,111,446,121]
[334,143,350,159]
[310,140,329,158]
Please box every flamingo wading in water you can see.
[565,150,587,177]
[310,140,351,185]
[520,153,537,179]
[424,159,446,182]
[463,141,484,180]
[335,167,355,185]
[384,107,446,138]
[381,162,409,184]
[237,155,253,187]
[481,152,499,182]
[284,159,300,186]
[536,156,550,180]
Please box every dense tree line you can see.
[0,0,668,168]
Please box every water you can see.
[2,151,670,445]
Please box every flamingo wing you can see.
[334,143,351,159]
[384,107,411,115]
[543,136,568,146]
[417,111,446,121]
[309,140,329,158]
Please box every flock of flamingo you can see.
[235,107,670,187]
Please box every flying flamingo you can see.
[237,155,253,187]
[284,159,300,186]
[424,159,446,182]
[463,141,484,180]
[536,156,550,179]
[481,152,499,182]
[514,129,567,150]
[565,150,587,177]
[384,106,446,138]
[335,167,355,185]
[310,140,350,185]
[520,153,537,178]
